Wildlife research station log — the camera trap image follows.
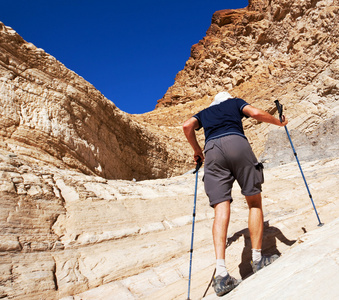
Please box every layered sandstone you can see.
[0,0,339,299]
[1,0,339,181]
[0,22,183,181]
[153,0,339,165]
[1,148,338,299]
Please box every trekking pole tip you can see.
[318,222,324,227]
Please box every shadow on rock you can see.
[227,221,297,279]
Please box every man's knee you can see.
[214,201,231,218]
[245,193,262,209]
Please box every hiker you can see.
[182,91,288,296]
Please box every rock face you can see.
[0,22,180,181]
[155,0,339,165]
[1,0,339,180]
[158,0,339,109]
[1,0,339,299]
[1,148,338,300]
[0,148,201,299]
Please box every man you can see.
[183,92,288,296]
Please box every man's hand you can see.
[194,151,204,165]
[279,115,288,127]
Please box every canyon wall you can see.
[0,22,180,181]
[1,0,339,299]
[154,0,339,166]
[1,0,339,180]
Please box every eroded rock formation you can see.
[1,148,338,299]
[0,22,180,181]
[0,0,339,299]
[154,0,339,165]
[1,0,339,181]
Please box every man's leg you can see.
[245,193,263,250]
[213,201,231,260]
[212,201,231,277]
[245,193,279,273]
[212,200,239,296]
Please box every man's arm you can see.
[242,105,288,126]
[183,117,204,163]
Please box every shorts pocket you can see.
[254,162,264,184]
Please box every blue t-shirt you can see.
[193,98,249,144]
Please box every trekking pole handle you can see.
[193,157,203,174]
[274,100,284,123]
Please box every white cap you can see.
[209,92,233,107]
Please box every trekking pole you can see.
[274,100,323,226]
[202,268,216,298]
[187,157,203,300]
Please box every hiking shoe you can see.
[251,254,280,273]
[212,274,241,297]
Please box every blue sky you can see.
[2,0,248,114]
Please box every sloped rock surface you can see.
[207,217,339,300]
[1,147,337,299]
[57,156,339,300]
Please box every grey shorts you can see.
[203,135,264,207]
